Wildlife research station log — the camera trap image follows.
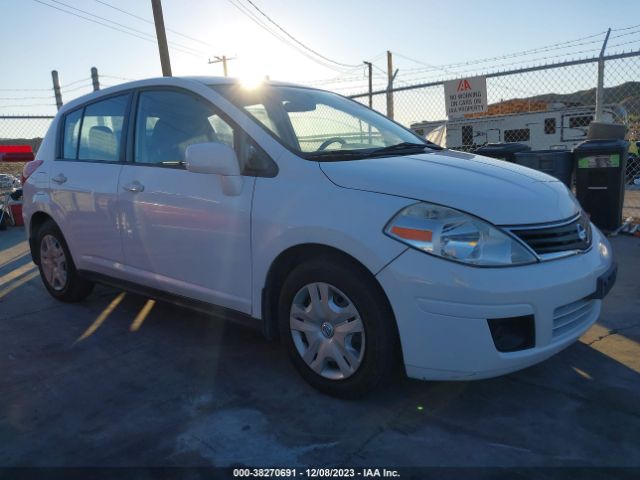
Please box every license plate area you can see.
[589,262,617,300]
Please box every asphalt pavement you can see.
[0,225,639,471]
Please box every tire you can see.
[278,256,401,398]
[35,219,94,302]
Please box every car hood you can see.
[319,150,579,225]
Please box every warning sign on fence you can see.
[444,76,488,118]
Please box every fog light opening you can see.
[487,315,535,352]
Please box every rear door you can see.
[49,93,131,274]
[117,88,256,313]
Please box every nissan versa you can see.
[22,77,616,397]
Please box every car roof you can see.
[57,76,304,114]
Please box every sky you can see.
[1,0,639,119]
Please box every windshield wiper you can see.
[306,149,372,161]
[368,142,435,156]
[306,141,442,161]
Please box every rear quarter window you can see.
[62,109,83,159]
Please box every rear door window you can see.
[77,94,130,162]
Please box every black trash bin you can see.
[474,143,531,162]
[574,139,629,231]
[514,150,574,188]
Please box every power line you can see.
[241,0,360,69]
[226,0,350,73]
[91,0,216,49]
[31,0,205,58]
[46,0,206,55]
[226,0,358,73]
[303,53,387,86]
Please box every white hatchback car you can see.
[22,77,616,397]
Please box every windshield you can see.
[211,84,439,160]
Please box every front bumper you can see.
[376,226,614,380]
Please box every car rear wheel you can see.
[278,257,400,398]
[36,220,94,302]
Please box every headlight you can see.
[384,202,537,266]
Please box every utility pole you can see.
[208,55,237,77]
[91,67,100,91]
[151,0,172,76]
[51,70,63,110]
[595,28,611,122]
[364,61,373,108]
[386,51,398,119]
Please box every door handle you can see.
[122,181,144,193]
[51,174,67,184]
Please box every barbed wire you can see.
[59,77,92,89]
[612,23,640,31]
[59,83,95,93]
[101,74,137,82]
[0,104,57,108]
[390,42,640,88]
[0,95,54,101]
[0,87,52,92]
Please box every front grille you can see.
[509,214,591,255]
[552,297,597,339]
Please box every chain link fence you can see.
[0,116,53,178]
[348,51,640,219]
[2,53,640,219]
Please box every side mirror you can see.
[185,142,243,196]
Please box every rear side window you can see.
[77,94,129,162]
[62,109,82,159]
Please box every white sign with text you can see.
[444,76,488,118]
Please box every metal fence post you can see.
[386,51,399,119]
[364,61,373,108]
[595,28,611,122]
[386,51,394,119]
[51,70,63,110]
[91,67,100,91]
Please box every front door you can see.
[117,89,255,314]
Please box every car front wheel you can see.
[278,257,400,398]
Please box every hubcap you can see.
[289,282,365,380]
[39,234,68,292]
